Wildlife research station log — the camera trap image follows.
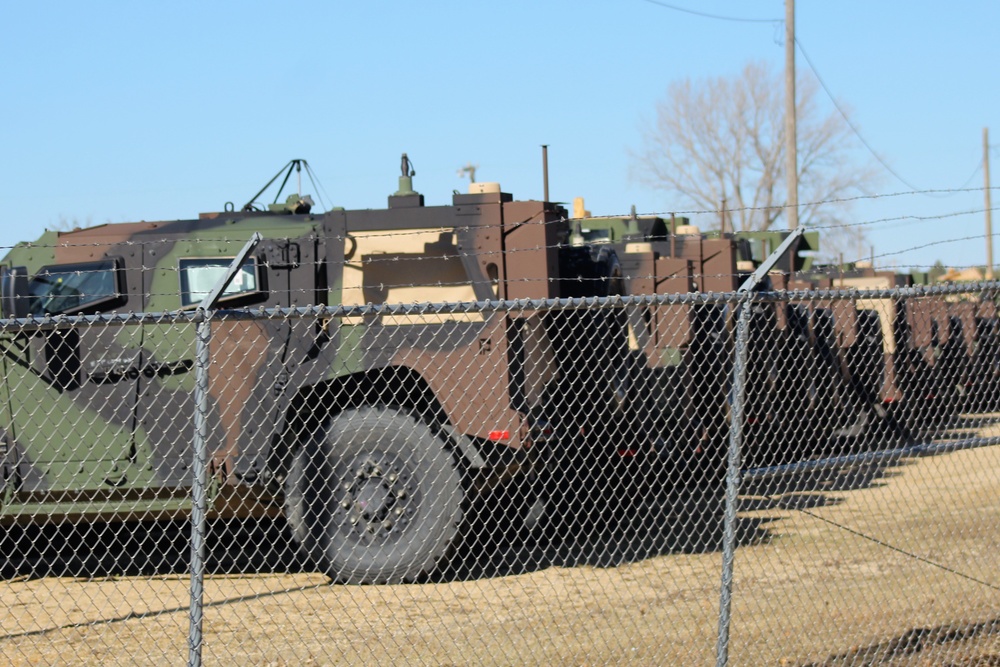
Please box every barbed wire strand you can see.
[8,186,1000,253]
[775,497,1000,592]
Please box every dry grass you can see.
[2,424,999,666]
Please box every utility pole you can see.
[785,0,799,230]
[986,127,994,280]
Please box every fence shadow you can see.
[803,616,1000,666]
[740,457,908,510]
[0,486,773,584]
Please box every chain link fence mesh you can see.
[0,232,997,666]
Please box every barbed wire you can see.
[867,232,1000,264]
[1,233,990,292]
[1,187,995,300]
[7,184,999,254]
[12,260,999,314]
[3,279,998,328]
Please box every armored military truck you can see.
[565,210,859,467]
[0,157,643,583]
[5,156,992,583]
[564,210,989,465]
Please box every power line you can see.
[793,37,918,192]
[638,0,983,200]
[639,0,778,24]
[794,36,981,199]
[954,158,985,191]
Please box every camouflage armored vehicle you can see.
[9,156,985,584]
[0,157,639,583]
[565,210,866,467]
[564,209,996,465]
[792,265,994,438]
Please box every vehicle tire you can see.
[284,407,464,584]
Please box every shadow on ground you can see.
[442,452,907,582]
[0,476,897,586]
[804,617,1000,666]
[0,517,312,580]
[0,419,964,585]
[0,485,776,584]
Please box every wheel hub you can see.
[354,479,390,519]
[341,455,413,539]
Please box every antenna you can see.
[242,159,312,212]
[541,145,549,202]
[457,163,478,184]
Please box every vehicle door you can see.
[132,225,319,496]
[0,235,148,506]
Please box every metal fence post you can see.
[187,316,213,667]
[715,295,751,667]
[716,229,803,666]
[187,234,262,667]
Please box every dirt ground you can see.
[2,423,999,666]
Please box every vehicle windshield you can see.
[28,260,120,316]
[179,258,259,307]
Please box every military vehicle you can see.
[0,156,652,584]
[2,155,994,584]
[565,210,871,467]
[791,265,995,437]
[566,209,1000,465]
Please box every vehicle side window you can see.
[28,259,126,316]
[178,257,266,307]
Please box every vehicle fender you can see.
[438,423,486,469]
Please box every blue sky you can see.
[2,1,997,270]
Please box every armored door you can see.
[0,234,149,514]
[133,226,319,503]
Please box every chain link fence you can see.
[0,235,998,665]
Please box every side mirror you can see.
[1,266,30,319]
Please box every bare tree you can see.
[633,61,878,256]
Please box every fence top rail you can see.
[0,280,996,333]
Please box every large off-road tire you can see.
[284,407,464,584]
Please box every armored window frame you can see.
[27,258,127,316]
[178,256,267,308]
